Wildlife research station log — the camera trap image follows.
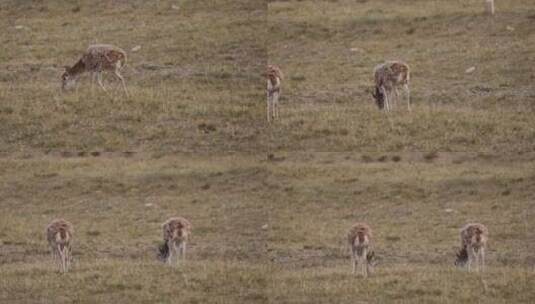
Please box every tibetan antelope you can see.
[158,217,192,265]
[372,61,410,111]
[61,44,129,95]
[455,223,488,272]
[266,65,283,122]
[348,223,375,277]
[46,219,73,273]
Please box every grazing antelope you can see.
[266,65,283,122]
[61,44,129,95]
[46,219,73,273]
[455,223,488,272]
[372,61,410,111]
[485,0,495,15]
[158,217,192,265]
[348,223,375,277]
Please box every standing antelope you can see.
[267,65,283,122]
[61,44,129,96]
[455,223,488,272]
[46,219,73,273]
[372,61,410,111]
[348,222,375,277]
[158,217,192,265]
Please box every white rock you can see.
[444,208,454,213]
[465,67,476,74]
[131,45,141,52]
[506,26,515,32]
[261,224,268,230]
[14,25,25,30]
[145,203,153,207]
[171,4,180,10]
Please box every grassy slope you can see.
[268,0,535,152]
[0,154,270,303]
[267,152,535,303]
[0,0,534,153]
[0,0,266,153]
[1,0,535,303]
[0,153,534,303]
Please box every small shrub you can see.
[423,151,439,161]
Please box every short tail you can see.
[55,231,69,244]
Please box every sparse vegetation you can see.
[1,0,535,303]
[424,151,440,162]
[0,0,265,153]
[268,0,535,152]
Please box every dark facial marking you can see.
[373,87,385,109]
[455,247,468,266]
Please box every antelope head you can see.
[454,247,468,267]
[372,86,385,109]
[61,66,77,90]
